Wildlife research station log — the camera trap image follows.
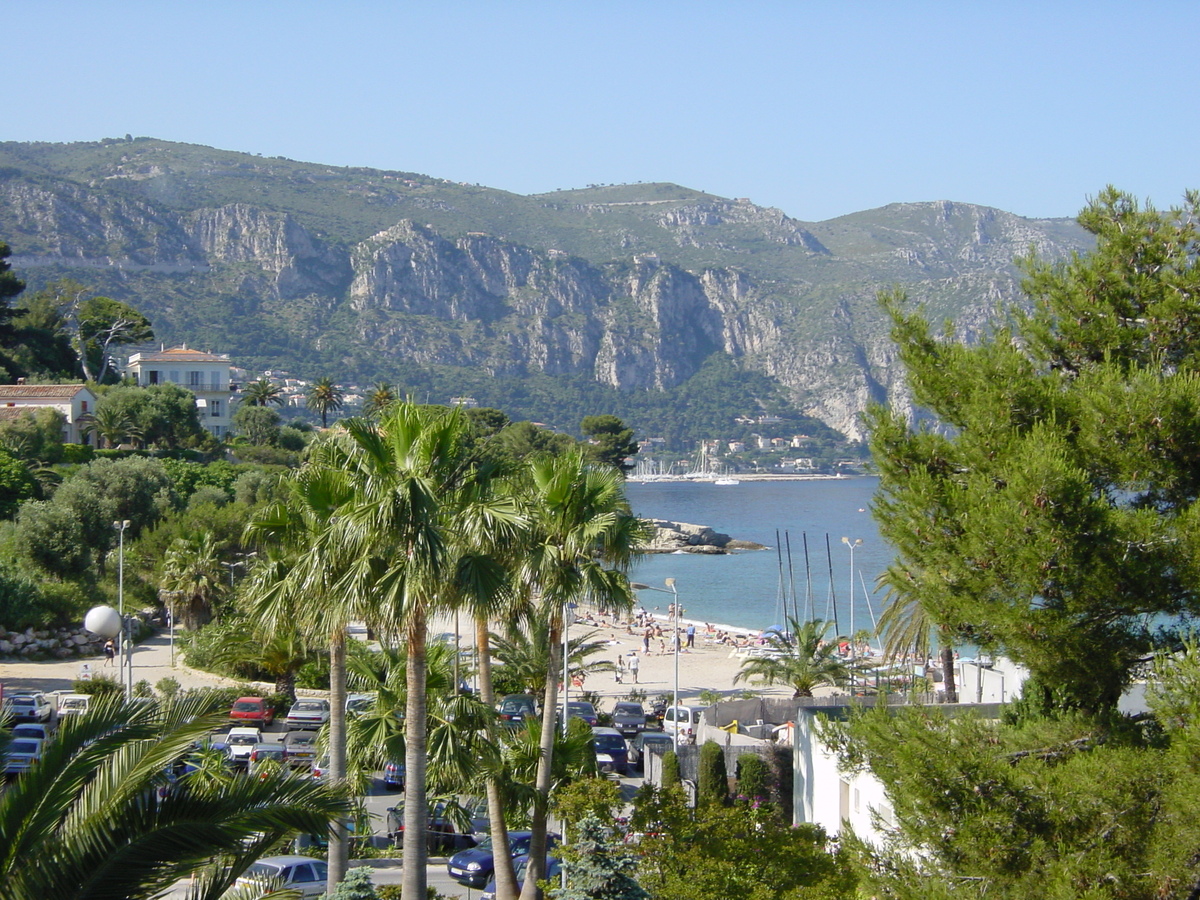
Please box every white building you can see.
[0,382,98,444]
[123,346,235,438]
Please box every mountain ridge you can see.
[0,137,1094,441]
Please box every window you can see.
[210,400,221,418]
[81,401,88,412]
[148,370,159,385]
[210,372,220,389]
[169,370,180,383]
[188,371,202,386]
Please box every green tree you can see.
[306,375,344,427]
[240,377,285,407]
[362,381,397,418]
[553,814,648,900]
[233,403,282,446]
[697,740,729,807]
[580,415,638,473]
[0,448,41,519]
[160,533,227,630]
[869,188,1200,713]
[660,751,681,789]
[98,384,206,449]
[0,692,350,900]
[733,618,855,698]
[71,292,154,382]
[79,405,139,449]
[516,450,646,900]
[490,621,614,699]
[734,753,771,806]
[0,408,66,464]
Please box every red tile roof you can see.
[0,384,91,399]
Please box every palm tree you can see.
[0,692,349,900]
[734,617,855,698]
[515,450,646,900]
[240,377,285,407]
[362,381,398,418]
[243,462,362,890]
[202,619,316,703]
[306,376,344,428]
[80,405,138,449]
[491,620,614,699]
[876,572,958,701]
[160,533,227,630]
[328,402,520,900]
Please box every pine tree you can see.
[553,814,648,900]
[869,188,1200,713]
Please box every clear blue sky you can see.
[9,2,1198,223]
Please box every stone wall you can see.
[0,625,106,660]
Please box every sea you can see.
[625,477,892,635]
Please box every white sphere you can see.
[84,606,122,639]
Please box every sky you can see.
[8,2,1200,223]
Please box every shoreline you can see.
[629,473,863,484]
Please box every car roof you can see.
[228,727,262,735]
[592,726,623,736]
[234,696,266,702]
[255,855,324,865]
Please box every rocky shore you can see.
[641,518,766,554]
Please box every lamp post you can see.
[113,519,132,697]
[632,578,681,751]
[841,537,862,661]
[561,602,577,737]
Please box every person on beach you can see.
[103,640,115,666]
[628,651,640,684]
[686,623,696,648]
[643,628,652,653]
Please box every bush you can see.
[73,675,122,697]
[156,676,181,698]
[735,753,771,805]
[661,750,681,788]
[697,741,729,806]
[327,866,377,900]
[60,443,94,464]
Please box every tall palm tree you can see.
[323,401,521,900]
[240,377,285,407]
[515,450,646,900]
[733,617,855,698]
[160,533,227,630]
[306,376,344,428]
[0,692,349,900]
[490,620,614,699]
[362,381,398,418]
[80,405,138,449]
[876,571,958,701]
[243,462,362,891]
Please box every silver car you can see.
[286,699,331,730]
[236,855,330,898]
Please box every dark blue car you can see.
[447,831,559,888]
[480,854,561,900]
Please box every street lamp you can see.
[562,602,577,737]
[841,537,862,660]
[632,578,681,751]
[114,519,132,696]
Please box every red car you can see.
[229,696,274,726]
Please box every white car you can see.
[661,705,707,744]
[4,692,52,724]
[236,855,330,898]
[56,693,90,718]
[286,699,331,730]
[226,727,262,765]
[4,737,44,775]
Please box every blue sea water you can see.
[626,477,893,634]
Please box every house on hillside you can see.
[123,346,235,438]
[0,382,98,444]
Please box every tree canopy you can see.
[868,188,1200,712]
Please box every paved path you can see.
[0,630,235,696]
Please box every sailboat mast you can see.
[774,530,786,627]
[785,531,798,626]
[825,533,839,635]
[802,532,813,622]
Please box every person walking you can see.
[103,640,115,667]
[628,651,640,684]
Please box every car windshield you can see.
[229,735,258,744]
[294,701,324,711]
[643,735,673,748]
[245,863,283,878]
[594,734,625,751]
[614,704,642,716]
[234,701,261,711]
[10,741,40,754]
[288,734,315,745]
[501,699,531,711]
[9,698,34,707]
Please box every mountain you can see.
[0,137,1093,441]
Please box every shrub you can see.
[735,753,771,805]
[61,443,95,464]
[327,866,377,900]
[73,675,122,697]
[697,741,729,806]
[156,676,181,698]
[661,750,681,788]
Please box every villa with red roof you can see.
[123,345,235,438]
[0,383,98,444]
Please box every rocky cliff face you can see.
[0,143,1094,439]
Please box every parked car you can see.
[447,831,560,888]
[11,723,53,742]
[383,759,406,790]
[236,855,329,898]
[226,727,262,766]
[283,731,319,767]
[4,737,44,776]
[566,700,599,727]
[55,693,90,718]
[388,796,489,852]
[628,731,675,771]
[229,696,274,727]
[662,705,707,744]
[497,694,537,727]
[592,726,630,775]
[286,698,331,730]
[4,692,52,724]
[610,701,648,737]
[346,693,375,715]
[480,855,561,900]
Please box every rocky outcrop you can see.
[0,625,107,659]
[641,519,766,554]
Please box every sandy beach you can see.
[0,615,784,711]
